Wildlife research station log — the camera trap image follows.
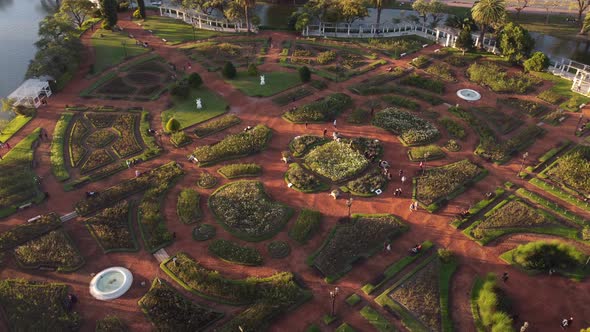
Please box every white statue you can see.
[260,75,265,86]
[196,98,202,109]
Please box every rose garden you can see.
[0,0,590,331]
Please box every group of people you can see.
[577,118,589,133]
[125,159,140,168]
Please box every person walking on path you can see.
[5,142,9,149]
[502,272,509,282]
[386,244,391,252]
[399,169,403,177]
[333,119,337,129]
[561,317,573,329]
[520,322,529,332]
[305,122,308,129]
[323,128,327,137]
[401,176,407,185]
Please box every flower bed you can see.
[472,106,523,135]
[438,117,466,139]
[497,98,548,117]
[170,131,192,148]
[193,124,272,166]
[381,95,419,110]
[0,279,80,331]
[272,87,314,106]
[304,141,369,182]
[193,224,216,241]
[289,209,322,244]
[193,114,241,138]
[196,172,218,189]
[69,119,89,167]
[283,93,352,123]
[425,63,455,82]
[537,89,563,104]
[285,163,329,193]
[450,187,505,229]
[408,145,445,162]
[209,239,263,265]
[342,168,387,197]
[542,146,590,197]
[138,278,223,331]
[347,109,370,125]
[160,252,311,331]
[308,214,407,282]
[177,189,201,224]
[85,201,138,253]
[96,316,127,332]
[443,139,461,152]
[467,62,541,93]
[218,163,262,179]
[86,129,117,148]
[399,74,444,94]
[209,181,293,241]
[14,230,85,272]
[75,162,183,216]
[111,114,142,157]
[289,135,330,157]
[80,149,115,174]
[414,159,485,211]
[372,108,440,146]
[410,55,430,69]
[0,213,61,251]
[85,112,118,128]
[348,71,405,95]
[268,241,291,258]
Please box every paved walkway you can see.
[0,11,589,332]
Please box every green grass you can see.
[531,72,590,112]
[50,113,73,182]
[361,241,434,295]
[161,87,228,131]
[529,177,590,212]
[470,277,485,332]
[91,29,148,74]
[345,293,361,306]
[140,16,227,45]
[439,261,458,332]
[507,11,579,39]
[0,115,33,143]
[500,248,590,281]
[359,305,397,332]
[450,187,505,229]
[226,70,302,97]
[335,323,356,332]
[515,188,587,227]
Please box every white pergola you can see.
[7,79,52,108]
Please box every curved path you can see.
[1,12,589,332]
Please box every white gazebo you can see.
[7,78,52,108]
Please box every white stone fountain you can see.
[89,267,133,301]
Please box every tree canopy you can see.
[471,0,506,48]
[58,0,95,28]
[498,22,534,63]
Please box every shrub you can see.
[425,63,455,81]
[476,274,514,332]
[283,93,352,123]
[85,201,136,252]
[299,66,311,82]
[101,20,112,30]
[498,98,547,117]
[96,315,127,332]
[194,114,241,138]
[218,163,262,179]
[132,9,142,19]
[177,189,201,224]
[399,74,444,94]
[538,89,563,105]
[437,249,454,263]
[410,55,430,68]
[382,95,419,110]
[467,62,541,93]
[524,52,549,72]
[510,241,586,271]
[188,73,202,88]
[196,172,217,189]
[0,213,61,251]
[165,117,180,132]
[289,135,329,157]
[583,226,590,241]
[347,109,369,124]
[443,139,461,152]
[317,50,337,65]
[14,230,85,272]
[170,131,192,147]
[247,63,258,76]
[438,117,466,139]
[209,239,263,265]
[408,145,445,161]
[289,209,322,244]
[268,241,291,258]
[222,61,237,79]
[545,146,590,195]
[170,81,190,98]
[193,224,216,241]
[415,159,482,206]
[193,124,271,166]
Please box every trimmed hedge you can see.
[399,74,444,94]
[194,114,241,138]
[177,188,201,224]
[289,209,322,244]
[0,213,61,251]
[209,239,263,266]
[50,113,73,182]
[283,93,352,123]
[217,163,262,179]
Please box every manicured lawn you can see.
[139,16,226,45]
[360,305,397,332]
[91,29,148,74]
[532,72,590,111]
[226,70,302,97]
[161,87,228,130]
[0,115,32,143]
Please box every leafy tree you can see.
[299,66,311,82]
[175,0,229,16]
[137,0,146,19]
[445,13,476,30]
[523,51,549,72]
[540,0,560,24]
[1,98,16,113]
[300,0,336,23]
[412,0,430,24]
[583,11,590,34]
[507,0,530,18]
[374,0,387,26]
[247,63,258,76]
[166,118,181,132]
[236,0,256,32]
[455,27,474,55]
[133,9,142,19]
[101,0,118,28]
[569,0,590,29]
[222,61,237,79]
[471,0,506,48]
[188,73,203,88]
[428,0,448,28]
[58,0,95,28]
[498,22,534,63]
[337,0,369,24]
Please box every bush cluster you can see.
[511,241,586,271]
[372,108,440,146]
[399,74,445,94]
[209,239,263,265]
[289,209,322,244]
[283,93,352,123]
[467,62,541,93]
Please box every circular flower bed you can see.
[267,241,291,259]
[197,172,218,189]
[443,139,461,152]
[304,141,368,182]
[192,224,216,241]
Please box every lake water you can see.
[0,0,52,100]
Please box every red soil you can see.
[1,12,589,332]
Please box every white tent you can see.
[7,79,52,108]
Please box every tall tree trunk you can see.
[245,4,250,33]
[478,24,486,49]
[376,6,382,26]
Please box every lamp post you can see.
[121,41,127,58]
[517,152,529,177]
[329,287,339,317]
[345,197,353,220]
[575,113,584,135]
[422,152,430,175]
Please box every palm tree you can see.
[237,0,256,33]
[471,0,506,48]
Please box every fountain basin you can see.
[457,89,481,101]
[90,267,133,301]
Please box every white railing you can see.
[158,6,257,34]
